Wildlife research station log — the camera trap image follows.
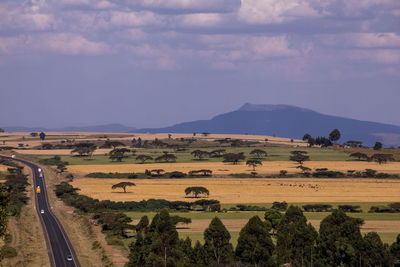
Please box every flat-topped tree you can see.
[112,182,136,193]
[191,150,210,160]
[349,152,368,161]
[109,148,130,162]
[223,152,245,165]
[371,153,395,164]
[151,169,164,177]
[135,154,153,163]
[185,186,209,198]
[246,159,262,171]
[155,152,177,162]
[250,149,267,159]
[289,150,309,165]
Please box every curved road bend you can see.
[0,156,81,267]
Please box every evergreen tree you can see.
[276,206,318,266]
[264,209,282,234]
[361,232,392,266]
[235,216,275,266]
[390,234,400,262]
[203,217,234,265]
[316,209,364,266]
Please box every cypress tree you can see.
[235,216,275,266]
[361,232,392,266]
[204,217,234,265]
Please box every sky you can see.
[1,0,400,128]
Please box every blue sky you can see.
[1,0,399,128]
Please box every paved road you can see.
[1,156,81,267]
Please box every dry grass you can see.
[0,132,306,151]
[71,177,400,203]
[67,161,400,175]
[0,164,9,172]
[17,148,112,155]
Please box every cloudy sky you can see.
[1,0,399,128]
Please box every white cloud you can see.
[135,0,238,11]
[238,0,320,24]
[180,13,222,27]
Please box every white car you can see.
[38,168,42,172]
[40,209,44,214]
[39,173,43,178]
[11,155,16,159]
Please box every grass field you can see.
[70,177,400,203]
[39,147,349,165]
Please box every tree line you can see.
[127,207,400,267]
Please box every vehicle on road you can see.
[38,167,42,172]
[66,255,73,262]
[36,186,40,194]
[39,173,43,178]
[41,209,44,214]
[11,155,16,159]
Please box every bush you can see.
[167,171,186,178]
[338,205,362,213]
[302,204,332,212]
[0,246,17,258]
[271,201,288,211]
[233,205,268,211]
[85,172,138,178]
[39,156,68,166]
[312,170,345,178]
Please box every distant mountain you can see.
[135,103,400,146]
[4,124,136,133]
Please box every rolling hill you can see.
[135,103,400,146]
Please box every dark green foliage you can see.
[111,182,135,193]
[185,186,209,198]
[0,245,17,258]
[188,169,212,177]
[210,149,226,158]
[316,209,364,266]
[349,152,369,160]
[136,215,149,233]
[312,170,345,178]
[276,206,318,266]
[85,172,138,178]
[0,184,9,238]
[223,152,245,165]
[235,216,274,266]
[155,152,177,162]
[93,212,133,238]
[289,150,309,165]
[135,154,153,163]
[109,148,130,162]
[246,159,262,171]
[315,136,333,147]
[303,204,332,212]
[249,149,267,159]
[329,129,341,142]
[204,217,234,265]
[232,204,267,212]
[374,141,383,150]
[264,209,282,234]
[167,171,186,178]
[390,234,400,261]
[4,168,29,216]
[338,205,362,213]
[191,150,210,160]
[371,153,395,164]
[39,132,46,141]
[361,232,392,266]
[38,155,69,166]
[271,201,288,211]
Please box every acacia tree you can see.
[135,154,153,163]
[223,152,245,165]
[246,159,262,171]
[151,169,165,177]
[289,150,310,166]
[210,149,226,158]
[191,150,210,160]
[155,152,177,162]
[109,148,130,162]
[185,186,209,198]
[111,182,136,193]
[349,152,368,161]
[371,153,395,164]
[250,149,267,159]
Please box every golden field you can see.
[70,177,400,203]
[67,161,400,176]
[0,132,306,150]
[0,164,9,172]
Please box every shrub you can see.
[338,205,362,213]
[0,246,17,258]
[167,171,186,178]
[302,204,332,212]
[271,201,288,211]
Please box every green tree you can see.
[329,129,341,143]
[203,217,234,265]
[57,163,67,173]
[191,150,210,160]
[39,132,46,141]
[390,234,400,262]
[349,152,368,161]
[373,141,383,150]
[135,154,153,163]
[235,216,275,266]
[109,148,130,162]
[276,206,318,266]
[250,149,267,159]
[223,152,245,165]
[185,186,209,198]
[246,159,262,171]
[264,209,282,234]
[136,215,149,233]
[111,182,136,193]
[289,150,310,165]
[361,232,392,266]
[0,184,9,238]
[316,209,364,266]
[371,153,395,164]
[155,152,177,162]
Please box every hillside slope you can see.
[135,104,400,146]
